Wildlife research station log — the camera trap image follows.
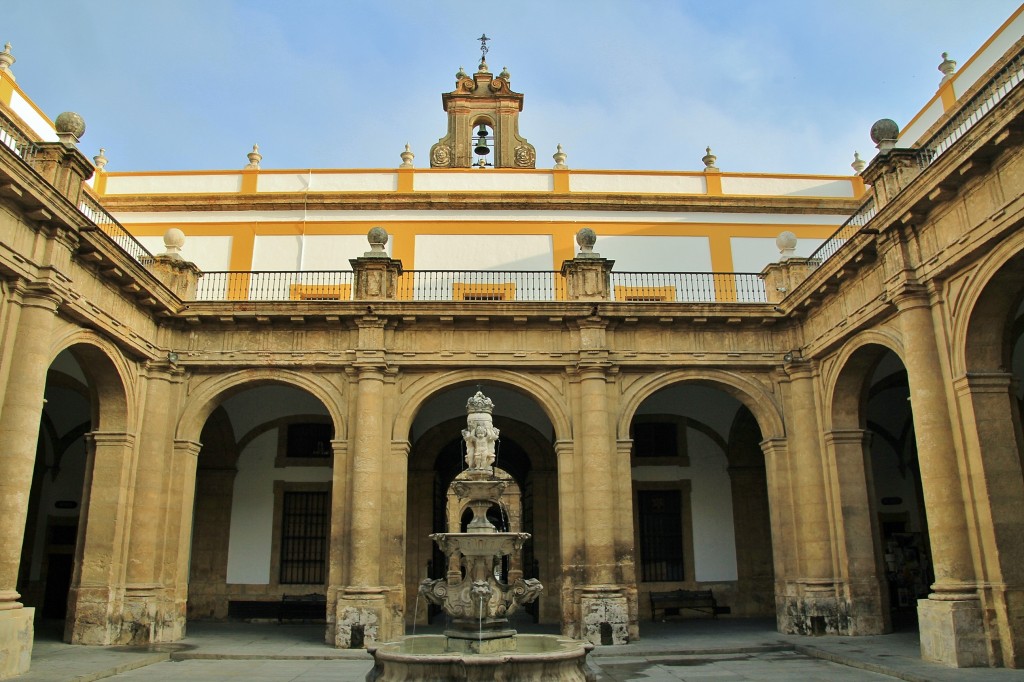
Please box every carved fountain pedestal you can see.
[366,391,594,681]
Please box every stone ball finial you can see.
[456,66,467,79]
[776,231,798,261]
[938,52,957,83]
[553,143,567,169]
[499,66,510,80]
[0,42,15,80]
[162,227,186,260]
[244,144,262,169]
[702,146,718,170]
[576,227,599,258]
[851,151,866,174]
[400,143,414,168]
[869,118,899,151]
[55,111,86,144]
[364,226,389,257]
[93,147,108,171]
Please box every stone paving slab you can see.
[18,619,1024,681]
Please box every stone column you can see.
[759,437,798,633]
[575,359,629,645]
[824,429,889,635]
[122,364,179,644]
[953,372,1024,667]
[65,431,137,645]
[326,438,350,644]
[336,361,389,648]
[159,439,201,642]
[782,360,838,634]
[0,290,59,678]
[894,289,985,667]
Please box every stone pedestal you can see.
[919,597,990,667]
[579,585,629,645]
[0,607,33,679]
[336,588,388,648]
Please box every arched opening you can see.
[470,119,495,169]
[628,383,774,619]
[405,384,559,628]
[959,248,1024,665]
[831,344,930,631]
[17,343,129,643]
[187,384,335,626]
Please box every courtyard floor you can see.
[15,618,1024,681]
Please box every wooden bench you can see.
[650,589,717,621]
[279,593,326,622]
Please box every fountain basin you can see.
[366,634,596,681]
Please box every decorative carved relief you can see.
[430,144,453,168]
[514,144,536,168]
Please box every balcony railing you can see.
[78,192,155,265]
[810,44,1024,268]
[195,271,356,301]
[396,271,563,301]
[611,272,767,303]
[0,108,37,163]
[194,269,768,303]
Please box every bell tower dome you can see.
[430,36,536,169]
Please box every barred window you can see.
[637,489,684,582]
[280,491,329,584]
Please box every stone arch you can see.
[954,236,1024,374]
[47,327,135,431]
[392,369,571,443]
[176,369,346,443]
[821,330,906,431]
[617,368,784,442]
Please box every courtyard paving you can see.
[16,619,1024,681]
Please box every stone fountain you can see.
[366,391,595,681]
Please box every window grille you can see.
[280,491,329,584]
[638,489,684,582]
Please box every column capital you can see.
[85,430,137,448]
[953,371,1015,394]
[889,282,932,311]
[823,429,871,447]
[782,357,817,381]
[173,439,202,457]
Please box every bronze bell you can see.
[474,126,490,156]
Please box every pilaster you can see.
[779,359,841,634]
[121,363,184,644]
[953,371,1024,667]
[65,431,137,645]
[823,429,890,635]
[29,141,94,207]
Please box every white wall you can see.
[414,234,553,270]
[225,429,332,584]
[730,236,825,273]
[596,236,712,272]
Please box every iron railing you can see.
[610,272,767,303]
[78,192,156,265]
[195,270,357,301]
[395,270,563,301]
[810,45,1024,267]
[0,108,37,163]
[194,269,768,303]
[0,106,155,267]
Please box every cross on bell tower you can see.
[429,35,536,169]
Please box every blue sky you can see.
[4,1,1021,174]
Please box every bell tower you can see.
[430,35,536,169]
